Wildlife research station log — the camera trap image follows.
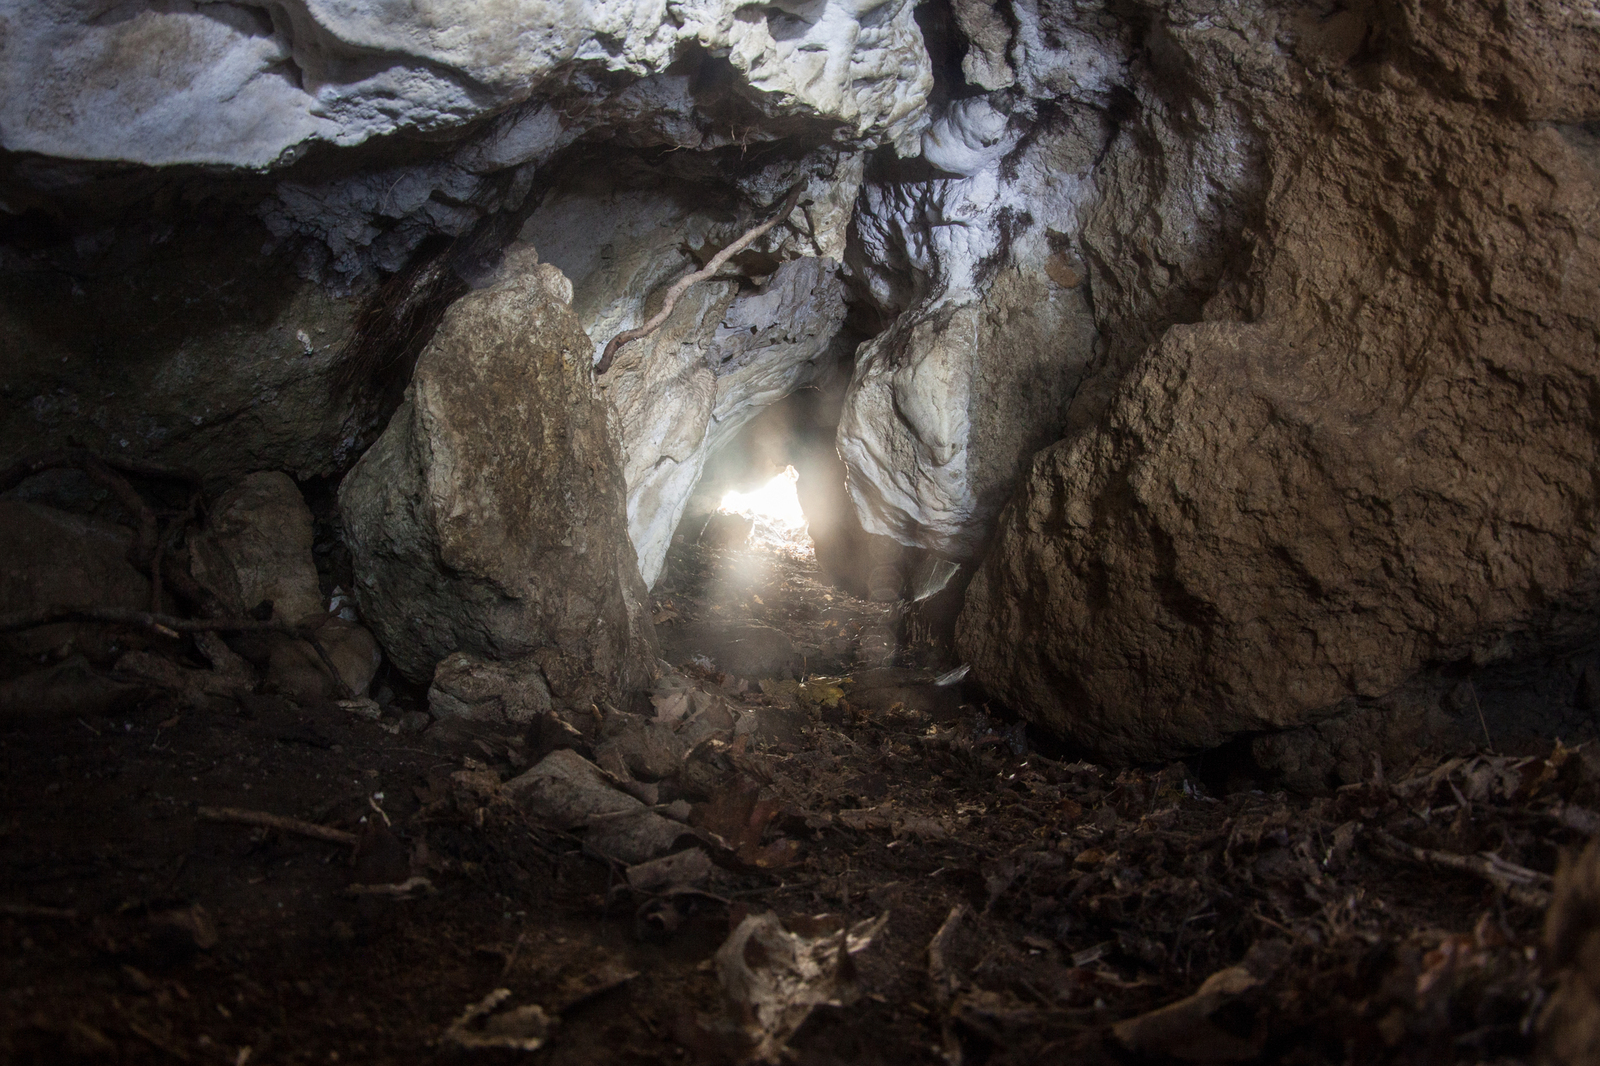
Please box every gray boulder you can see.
[189,472,324,624]
[429,653,553,727]
[339,257,657,699]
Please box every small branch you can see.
[1,606,354,699]
[927,903,968,1006]
[197,806,359,846]
[595,184,804,375]
[0,902,79,920]
[1371,827,1551,908]
[345,876,434,897]
[0,606,291,636]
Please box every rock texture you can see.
[836,85,1103,560]
[524,165,855,586]
[339,255,656,697]
[5,0,930,169]
[10,0,1600,770]
[959,1,1600,761]
[189,472,324,625]
[428,653,554,727]
[0,218,369,483]
[5,1,931,293]
[0,500,154,660]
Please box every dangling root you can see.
[595,184,804,375]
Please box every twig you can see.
[927,903,968,1005]
[0,606,351,698]
[125,1019,192,1062]
[927,903,968,1066]
[0,902,78,920]
[1467,681,1493,751]
[196,806,359,846]
[595,184,804,375]
[1371,827,1551,908]
[502,926,529,977]
[345,876,434,897]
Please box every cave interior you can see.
[6,0,1600,1062]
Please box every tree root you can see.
[1371,827,1552,908]
[196,806,359,846]
[595,184,804,375]
[0,608,353,700]
[1,448,220,617]
[3,452,355,699]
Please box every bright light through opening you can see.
[717,466,812,555]
[718,466,806,530]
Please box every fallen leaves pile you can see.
[394,665,1600,1064]
[11,529,1600,1064]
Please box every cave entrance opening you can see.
[714,464,811,554]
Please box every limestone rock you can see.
[338,256,657,696]
[950,0,1016,92]
[0,223,365,483]
[595,713,688,783]
[3,0,931,169]
[190,472,323,624]
[838,109,1102,558]
[0,500,153,659]
[525,173,853,586]
[266,620,382,703]
[959,4,1600,761]
[429,653,554,727]
[505,749,685,864]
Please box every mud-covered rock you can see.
[0,500,154,660]
[190,472,323,624]
[960,3,1600,761]
[339,256,657,698]
[505,748,686,863]
[428,653,553,727]
[265,620,382,703]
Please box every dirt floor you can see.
[6,529,1600,1064]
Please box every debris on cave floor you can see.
[5,532,1600,1063]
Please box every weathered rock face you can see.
[958,1,1600,761]
[0,500,153,661]
[6,0,930,169]
[339,254,656,696]
[428,652,554,728]
[524,164,856,586]
[3,0,935,588]
[836,75,1104,560]
[5,1,931,293]
[189,472,324,625]
[0,218,369,484]
[10,0,1600,770]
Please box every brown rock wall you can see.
[959,3,1600,761]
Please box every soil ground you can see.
[4,533,1598,1064]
